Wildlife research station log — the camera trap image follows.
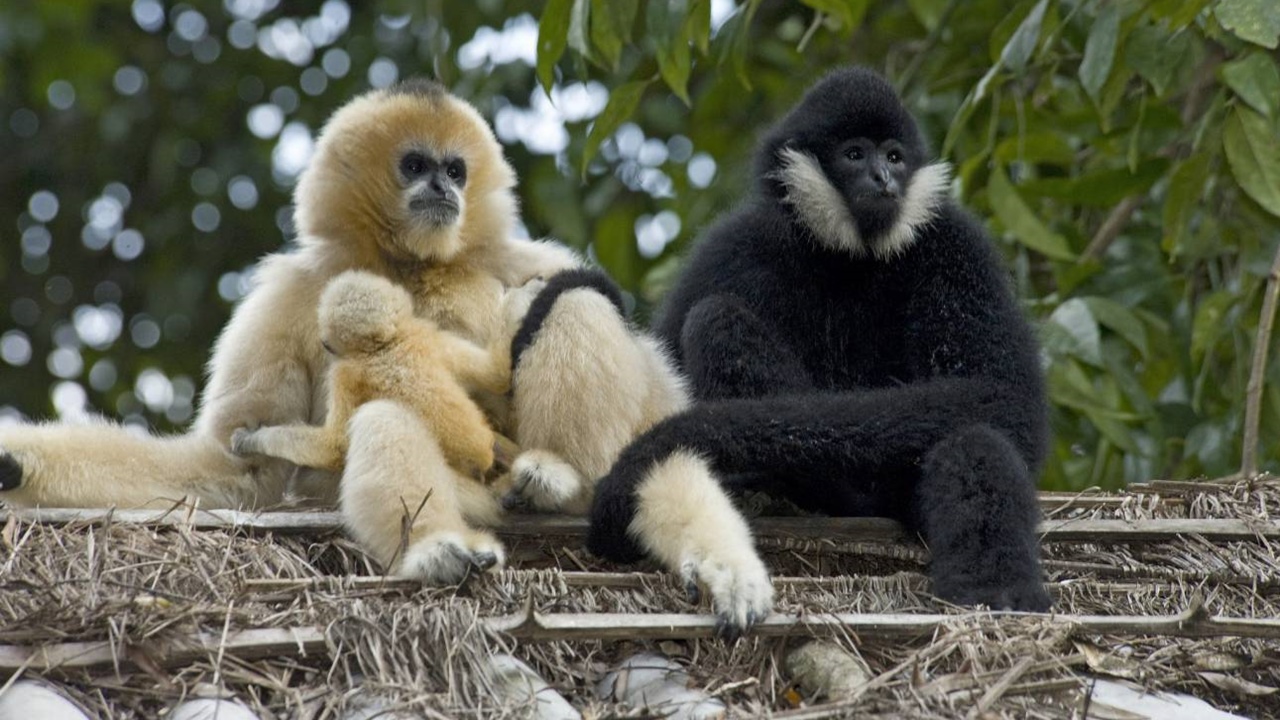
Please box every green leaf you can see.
[1019,158,1170,207]
[715,0,762,89]
[798,0,855,29]
[1219,52,1280,119]
[1047,298,1103,366]
[655,46,691,104]
[1162,152,1211,254]
[994,132,1075,166]
[582,80,650,176]
[1000,0,1049,72]
[908,0,948,32]
[590,0,637,70]
[567,0,592,62]
[592,206,640,288]
[1215,0,1280,49]
[946,1,1048,157]
[687,0,711,54]
[536,0,574,94]
[649,0,692,104]
[1191,290,1236,362]
[595,0,637,42]
[1083,296,1149,358]
[1150,0,1211,30]
[987,165,1076,260]
[1124,23,1176,97]
[1079,2,1120,104]
[1223,106,1280,218]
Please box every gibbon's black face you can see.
[398,150,468,228]
[761,66,951,259]
[828,136,917,241]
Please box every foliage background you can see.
[1,0,1278,490]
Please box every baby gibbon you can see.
[231,269,536,574]
[231,270,515,479]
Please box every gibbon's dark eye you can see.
[887,149,904,164]
[399,152,428,178]
[847,146,865,161]
[445,159,467,186]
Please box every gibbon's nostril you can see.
[428,175,450,198]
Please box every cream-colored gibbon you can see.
[0,80,688,585]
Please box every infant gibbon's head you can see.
[295,79,517,265]
[318,271,413,357]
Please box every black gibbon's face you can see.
[828,137,917,241]
[398,149,468,229]
[765,67,952,259]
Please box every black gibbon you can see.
[586,66,1052,634]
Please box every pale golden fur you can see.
[0,81,708,591]
[0,82,577,582]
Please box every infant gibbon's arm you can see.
[434,328,511,396]
[230,424,344,472]
[229,363,361,471]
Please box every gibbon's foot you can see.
[678,547,774,641]
[501,450,584,513]
[396,529,506,585]
[229,427,258,457]
[917,423,1050,613]
[0,451,22,491]
[935,576,1051,613]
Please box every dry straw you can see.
[1,476,1279,718]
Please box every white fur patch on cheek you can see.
[878,161,951,259]
[777,147,865,256]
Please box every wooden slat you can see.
[4,508,1278,543]
[0,627,327,674]
[5,605,1280,674]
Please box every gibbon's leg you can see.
[0,423,268,509]
[230,425,344,472]
[914,424,1049,611]
[340,400,503,584]
[589,377,1049,618]
[679,294,814,401]
[504,268,687,516]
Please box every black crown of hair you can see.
[385,77,448,100]
[754,66,927,196]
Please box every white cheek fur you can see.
[776,147,951,260]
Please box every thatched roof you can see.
[2,477,1280,718]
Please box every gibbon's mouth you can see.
[857,190,902,202]
[409,194,460,226]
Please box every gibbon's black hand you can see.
[590,66,1051,614]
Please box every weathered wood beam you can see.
[4,605,1280,676]
[4,508,1278,543]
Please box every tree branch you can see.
[1241,242,1280,478]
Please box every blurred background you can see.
[1,0,1278,490]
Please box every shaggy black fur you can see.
[587,67,1051,611]
[509,267,627,373]
[0,452,20,491]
